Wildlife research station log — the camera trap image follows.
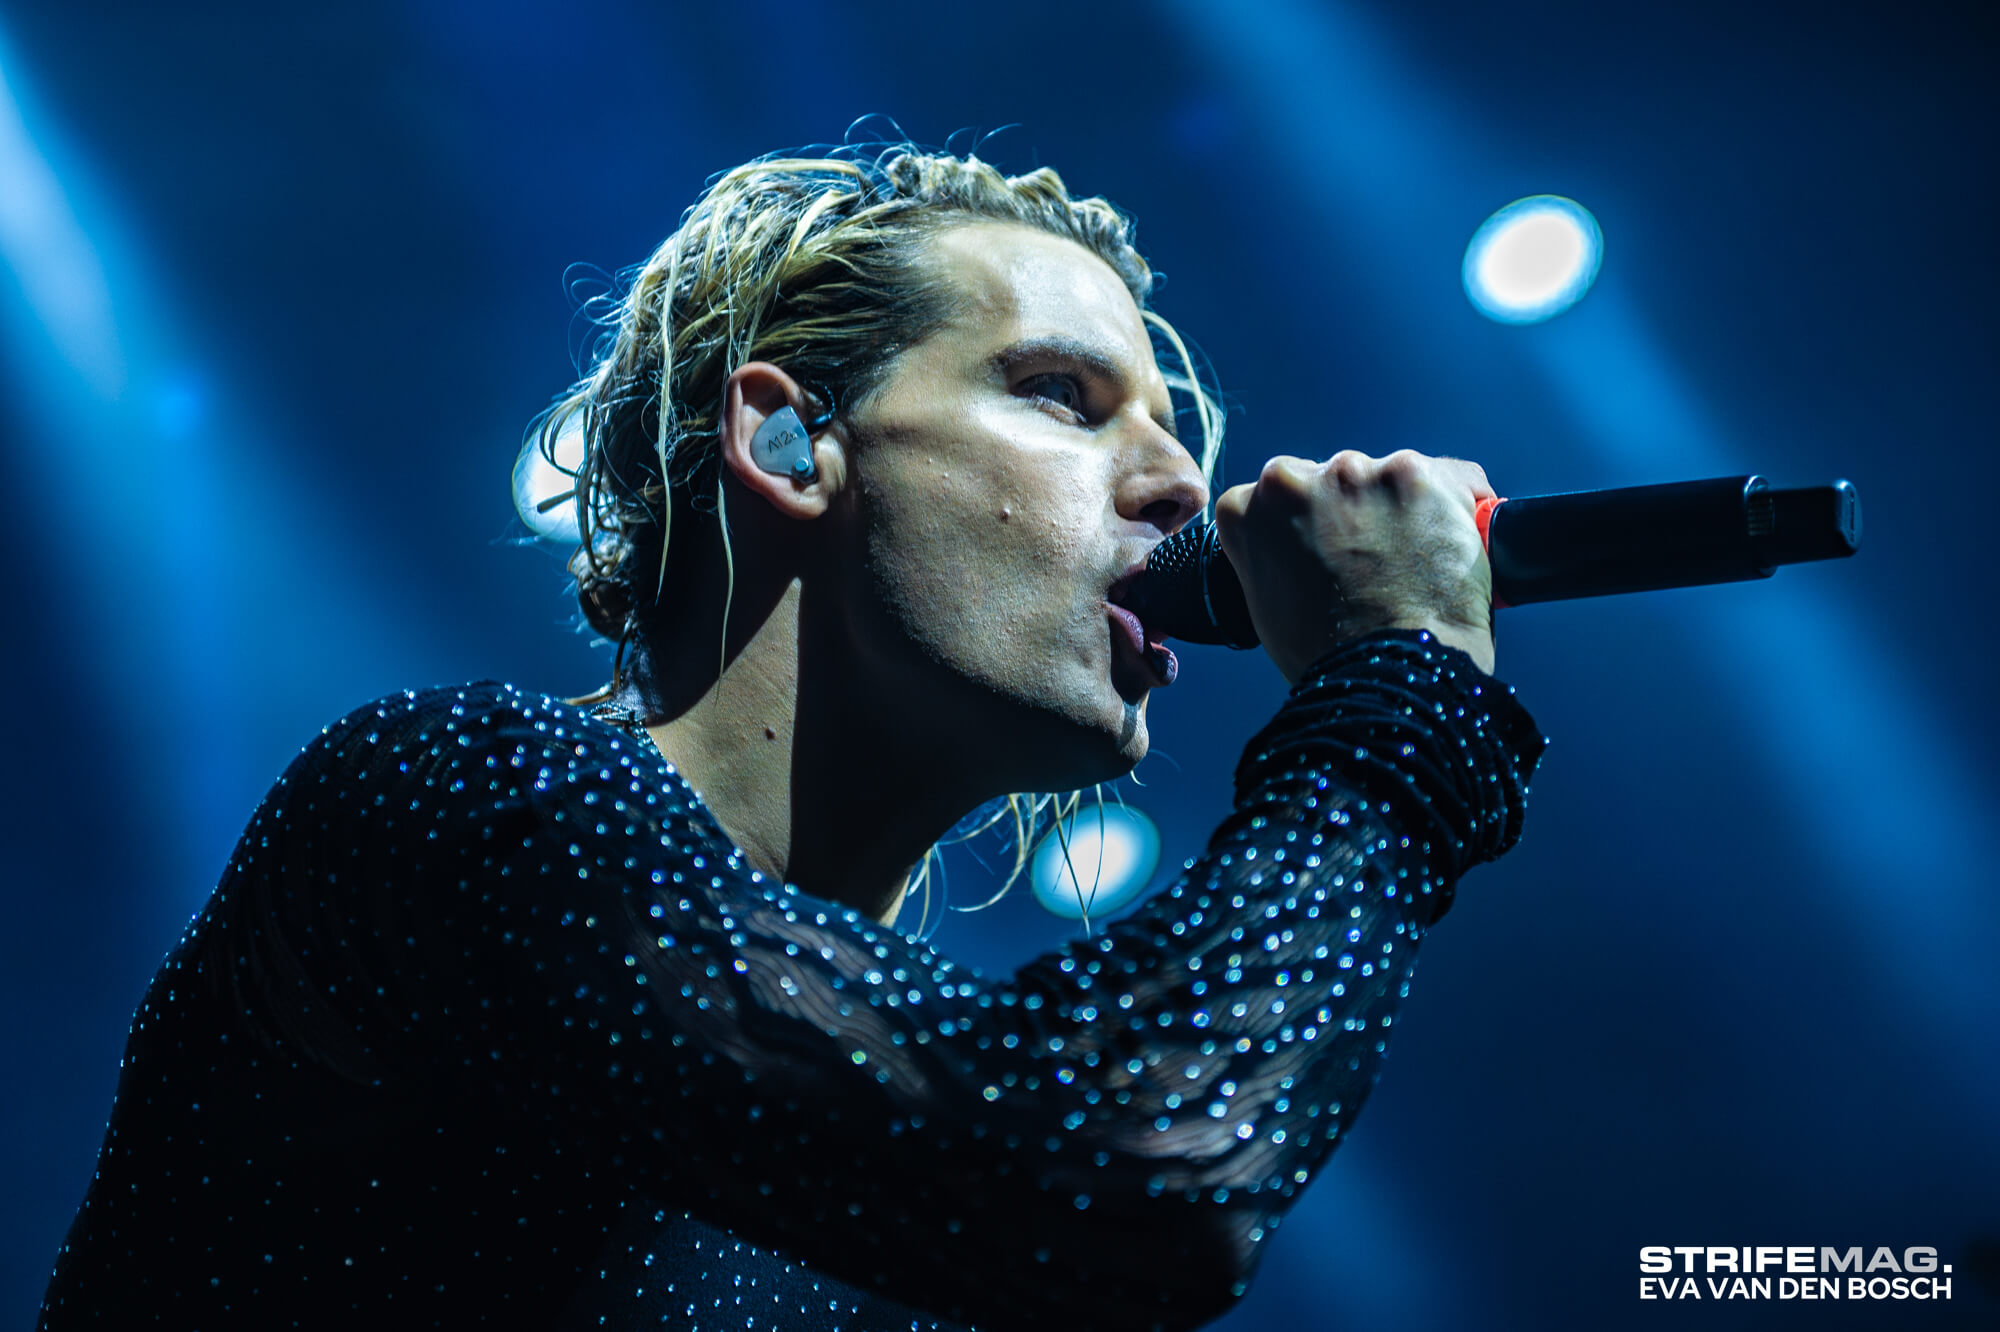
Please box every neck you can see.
[629,570,990,930]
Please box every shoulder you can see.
[315,679,596,742]
[300,681,637,771]
[270,681,693,842]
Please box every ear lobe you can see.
[719,362,843,520]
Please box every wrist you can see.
[1254,627,1547,880]
[1285,618,1494,683]
[1393,618,1494,675]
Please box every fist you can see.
[1213,449,1497,682]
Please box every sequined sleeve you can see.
[295,629,1543,1331]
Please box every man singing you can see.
[41,144,1545,1331]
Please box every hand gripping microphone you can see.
[1124,475,1863,649]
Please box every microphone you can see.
[1126,475,1863,649]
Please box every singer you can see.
[40,145,1546,1331]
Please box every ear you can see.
[718,361,845,520]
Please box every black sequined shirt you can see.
[39,630,1545,1331]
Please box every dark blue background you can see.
[2,1,1993,1328]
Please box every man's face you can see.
[831,221,1208,793]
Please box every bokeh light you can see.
[1463,194,1602,324]
[1029,803,1161,920]
[513,417,583,543]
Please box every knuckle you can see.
[1379,451,1430,498]
[1381,449,1426,480]
[1258,456,1316,502]
[1327,450,1371,486]
[1444,454,1490,485]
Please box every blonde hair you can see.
[534,140,1224,934]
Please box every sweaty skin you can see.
[830,222,1207,777]
[645,222,1208,924]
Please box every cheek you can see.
[856,445,1108,668]
[876,431,1098,575]
[953,466,1104,634]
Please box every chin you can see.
[939,644,1154,793]
[1114,703,1151,767]
[1041,692,1151,791]
[962,693,1141,798]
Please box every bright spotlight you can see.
[512,417,583,543]
[1463,195,1602,324]
[1029,803,1162,921]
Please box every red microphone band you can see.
[1474,496,1512,609]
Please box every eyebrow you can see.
[991,335,1180,440]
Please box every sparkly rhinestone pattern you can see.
[40,630,1544,1330]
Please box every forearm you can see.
[998,628,1543,1209]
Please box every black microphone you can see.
[1125,475,1863,649]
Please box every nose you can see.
[1116,426,1209,537]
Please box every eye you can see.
[1019,372,1087,421]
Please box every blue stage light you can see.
[513,419,582,543]
[1029,803,1162,920]
[1463,195,1602,324]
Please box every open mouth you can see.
[1106,574,1178,688]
